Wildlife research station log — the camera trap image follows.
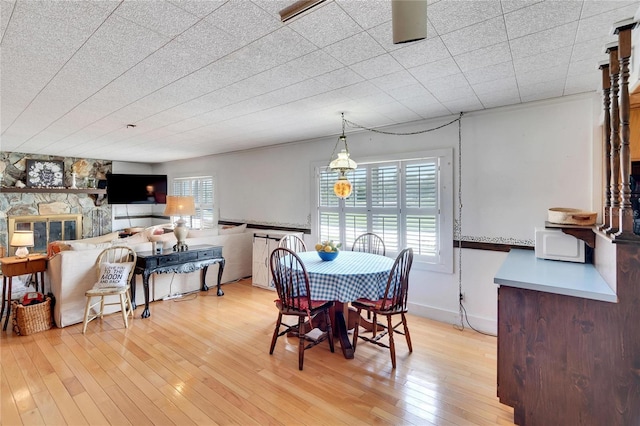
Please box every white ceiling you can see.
[1,0,638,163]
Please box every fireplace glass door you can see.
[8,214,82,256]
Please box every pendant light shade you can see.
[329,114,357,199]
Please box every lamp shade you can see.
[329,149,357,172]
[10,230,34,248]
[164,196,196,217]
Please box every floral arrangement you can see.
[315,240,341,253]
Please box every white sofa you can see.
[46,224,254,327]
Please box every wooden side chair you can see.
[82,246,137,334]
[269,247,334,370]
[278,234,307,253]
[352,248,413,368]
[352,232,386,256]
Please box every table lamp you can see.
[11,230,34,258]
[164,195,196,252]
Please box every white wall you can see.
[152,93,601,333]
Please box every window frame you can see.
[171,175,216,230]
[311,148,453,273]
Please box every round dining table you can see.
[295,250,394,358]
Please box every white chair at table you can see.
[278,234,307,253]
[82,246,136,334]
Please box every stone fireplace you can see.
[1,152,113,254]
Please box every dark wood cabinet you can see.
[496,243,640,425]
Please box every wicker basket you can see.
[12,296,53,336]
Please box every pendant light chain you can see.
[325,113,348,171]
[455,112,465,331]
[344,114,463,135]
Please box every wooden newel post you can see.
[605,43,620,234]
[599,61,612,231]
[613,20,639,240]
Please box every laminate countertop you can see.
[494,249,617,303]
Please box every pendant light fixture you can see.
[329,113,357,198]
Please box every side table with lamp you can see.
[0,231,47,331]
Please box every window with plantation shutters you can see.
[315,149,453,272]
[172,176,215,229]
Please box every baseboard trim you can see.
[407,302,497,336]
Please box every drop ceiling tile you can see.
[410,102,451,119]
[410,57,461,84]
[513,46,572,74]
[168,0,226,17]
[568,57,600,77]
[287,50,344,78]
[114,0,201,38]
[504,1,582,40]
[519,78,565,102]
[388,83,435,102]
[570,36,614,63]
[441,16,508,56]
[349,54,404,80]
[391,36,451,69]
[373,102,422,123]
[464,61,514,84]
[472,76,518,95]
[288,1,361,48]
[251,27,318,65]
[18,0,116,33]
[477,87,521,108]
[324,32,385,66]
[314,67,365,91]
[1,0,16,38]
[580,0,639,19]
[174,17,244,58]
[429,0,502,35]
[564,72,599,95]
[509,21,578,59]
[500,0,543,15]
[338,81,385,100]
[453,41,512,72]
[369,70,419,91]
[576,4,639,43]
[208,1,280,45]
[336,0,391,30]
[517,63,567,87]
[441,96,483,114]
[423,73,474,100]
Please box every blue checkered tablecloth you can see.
[293,251,394,303]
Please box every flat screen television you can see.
[106,174,167,204]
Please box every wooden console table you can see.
[0,255,47,331]
[133,245,224,318]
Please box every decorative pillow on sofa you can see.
[118,232,148,246]
[47,241,72,257]
[94,262,134,289]
[187,228,219,238]
[218,223,247,235]
[68,241,113,251]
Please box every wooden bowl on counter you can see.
[547,208,596,226]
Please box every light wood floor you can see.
[1,279,514,425]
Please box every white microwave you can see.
[534,228,586,263]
